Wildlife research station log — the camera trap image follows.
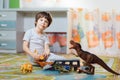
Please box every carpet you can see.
[0,53,120,80]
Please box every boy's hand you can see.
[32,54,41,61]
[32,49,40,60]
[43,53,49,57]
[32,49,49,61]
[42,53,50,60]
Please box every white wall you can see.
[20,0,120,10]
[58,0,120,10]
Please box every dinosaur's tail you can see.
[97,58,120,75]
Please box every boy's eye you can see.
[39,18,49,23]
[40,19,43,21]
[45,20,49,23]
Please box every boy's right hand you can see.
[32,49,46,61]
[32,49,41,60]
[32,54,41,61]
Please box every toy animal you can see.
[35,61,53,68]
[69,40,120,75]
[34,49,53,67]
[21,63,33,73]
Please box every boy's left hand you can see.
[42,53,49,60]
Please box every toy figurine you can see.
[36,61,53,68]
[69,40,120,75]
[34,49,53,68]
[21,63,33,73]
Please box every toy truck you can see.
[46,59,80,72]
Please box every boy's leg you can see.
[46,53,66,62]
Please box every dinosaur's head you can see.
[69,40,82,50]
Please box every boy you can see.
[23,12,65,66]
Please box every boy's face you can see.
[36,17,49,30]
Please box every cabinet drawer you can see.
[0,40,16,49]
[0,31,16,40]
[0,12,16,20]
[0,21,16,30]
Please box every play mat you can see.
[0,53,120,80]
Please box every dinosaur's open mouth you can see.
[69,40,75,49]
[70,40,74,44]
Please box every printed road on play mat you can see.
[0,53,120,80]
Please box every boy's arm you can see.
[23,40,32,55]
[43,43,50,57]
[23,40,40,60]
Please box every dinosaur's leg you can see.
[87,64,95,75]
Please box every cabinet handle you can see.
[0,24,7,27]
[0,43,7,46]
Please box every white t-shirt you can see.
[23,28,49,64]
[23,28,49,54]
